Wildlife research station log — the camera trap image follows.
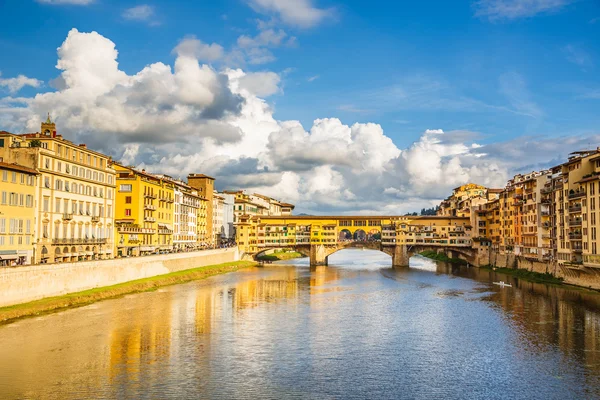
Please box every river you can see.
[1,250,599,399]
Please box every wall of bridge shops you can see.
[0,248,240,307]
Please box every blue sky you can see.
[1,0,600,213]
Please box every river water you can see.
[1,250,600,399]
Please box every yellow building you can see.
[113,164,174,256]
[197,196,209,247]
[0,162,39,265]
[438,183,489,217]
[187,174,214,246]
[0,116,116,263]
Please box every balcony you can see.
[144,204,156,210]
[144,216,156,222]
[51,238,108,245]
[118,226,144,234]
[568,190,586,200]
[62,213,73,220]
[540,187,552,194]
[540,211,550,216]
[572,247,583,253]
[569,219,582,227]
[91,216,100,223]
[568,205,582,214]
[144,193,157,199]
[569,233,582,240]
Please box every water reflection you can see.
[0,250,599,399]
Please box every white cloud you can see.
[307,75,319,82]
[0,73,42,93]
[173,37,225,62]
[233,24,296,65]
[4,29,596,215]
[473,0,574,21]
[1,28,243,151]
[236,71,282,97]
[247,0,334,28]
[122,5,160,25]
[37,0,94,4]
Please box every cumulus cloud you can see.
[473,0,574,21]
[4,29,594,215]
[174,37,225,62]
[236,71,282,97]
[247,0,335,28]
[1,28,243,152]
[0,73,43,93]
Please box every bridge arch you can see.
[353,229,367,241]
[253,246,311,261]
[338,229,352,241]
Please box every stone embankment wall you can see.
[482,249,600,290]
[0,248,240,307]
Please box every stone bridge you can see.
[255,241,478,267]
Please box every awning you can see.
[0,255,19,260]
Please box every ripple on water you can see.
[0,250,599,399]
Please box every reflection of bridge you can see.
[236,215,479,267]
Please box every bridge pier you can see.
[310,244,329,266]
[391,244,410,268]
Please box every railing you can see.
[144,216,156,222]
[144,204,156,210]
[569,233,582,240]
[568,205,582,213]
[540,187,552,194]
[91,216,100,223]
[62,213,73,220]
[144,193,157,199]
[51,238,108,245]
[569,219,582,227]
[569,190,586,199]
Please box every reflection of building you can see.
[114,164,174,256]
[0,116,116,263]
[0,162,39,265]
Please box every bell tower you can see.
[41,113,56,137]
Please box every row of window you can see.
[0,218,32,235]
[1,170,35,186]
[42,197,112,218]
[44,156,114,185]
[42,223,113,240]
[44,177,113,199]
[0,236,31,246]
[1,192,34,207]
